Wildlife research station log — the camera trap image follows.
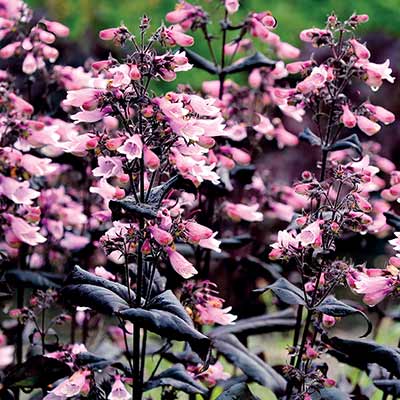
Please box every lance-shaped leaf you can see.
[384,212,400,230]
[4,270,60,290]
[324,335,400,377]
[2,355,72,389]
[144,364,208,395]
[255,277,306,306]
[316,296,372,337]
[119,290,210,360]
[374,379,400,396]
[61,265,132,315]
[212,334,286,395]
[299,128,321,146]
[209,309,295,338]
[183,48,219,74]
[110,175,196,221]
[325,133,362,161]
[215,382,259,400]
[223,52,275,74]
[75,352,130,374]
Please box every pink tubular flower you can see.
[198,232,221,253]
[225,0,239,14]
[95,266,116,281]
[276,42,300,59]
[93,156,123,179]
[356,115,381,136]
[99,27,120,41]
[195,361,230,386]
[299,28,332,44]
[108,376,131,400]
[117,135,143,160]
[42,20,70,37]
[341,104,357,128]
[162,26,194,47]
[224,202,263,222]
[150,225,173,246]
[166,247,197,279]
[347,269,395,306]
[185,221,213,244]
[297,220,322,248]
[0,176,40,205]
[143,145,160,171]
[364,103,395,125]
[349,39,370,60]
[296,66,327,94]
[360,59,395,90]
[44,370,90,399]
[196,304,237,325]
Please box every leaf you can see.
[255,277,306,306]
[383,212,400,230]
[311,387,351,400]
[4,270,60,290]
[299,128,321,146]
[316,296,372,337]
[183,48,219,74]
[144,364,208,395]
[61,265,132,315]
[374,379,400,396]
[215,382,259,400]
[220,235,252,251]
[3,355,72,389]
[64,265,133,304]
[110,175,196,221]
[75,352,130,374]
[61,284,130,315]
[324,335,400,377]
[326,133,362,160]
[209,309,295,338]
[119,291,210,360]
[212,334,286,395]
[223,52,275,74]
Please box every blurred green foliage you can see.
[26,0,400,45]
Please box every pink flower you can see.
[297,220,322,247]
[0,345,14,369]
[356,115,381,136]
[322,314,336,328]
[225,0,239,14]
[195,361,230,385]
[99,27,120,41]
[117,135,143,160]
[286,60,313,74]
[196,304,237,325]
[94,266,116,281]
[60,232,90,250]
[143,145,160,171]
[162,26,194,47]
[349,39,370,60]
[299,28,331,44]
[166,247,197,279]
[348,269,395,306]
[93,156,123,178]
[6,215,46,246]
[364,103,395,125]
[185,221,213,244]
[341,104,357,128]
[108,376,131,400]
[20,154,56,176]
[8,93,34,115]
[44,370,90,399]
[22,53,37,74]
[71,109,107,123]
[276,42,300,59]
[224,202,263,222]
[42,20,70,37]
[296,66,327,94]
[149,225,173,246]
[0,176,40,205]
[198,232,221,253]
[360,59,395,90]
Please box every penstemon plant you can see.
[1,1,400,400]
